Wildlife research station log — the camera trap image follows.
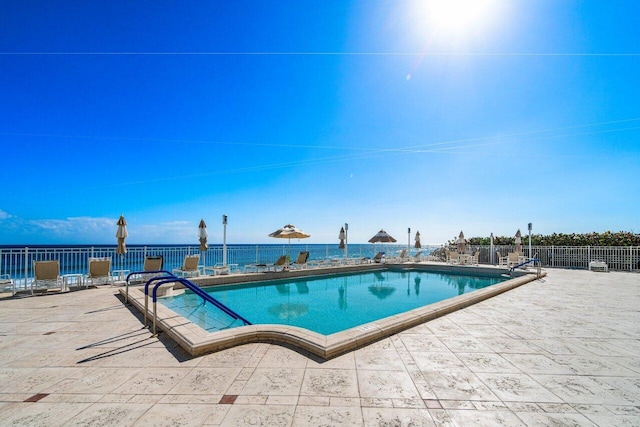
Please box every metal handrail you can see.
[148,276,251,336]
[124,270,173,304]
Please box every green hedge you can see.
[458,231,640,247]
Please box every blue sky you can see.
[1,0,639,245]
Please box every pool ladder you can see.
[126,271,251,336]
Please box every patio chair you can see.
[291,251,309,270]
[390,249,408,263]
[507,252,520,268]
[173,254,200,278]
[32,260,63,294]
[363,252,385,263]
[0,274,13,295]
[470,251,479,266]
[498,253,509,267]
[447,251,459,264]
[412,250,424,262]
[131,255,164,284]
[245,255,290,273]
[85,257,113,287]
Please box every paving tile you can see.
[514,411,599,426]
[220,403,296,426]
[422,370,498,401]
[361,407,435,427]
[300,368,359,397]
[0,402,93,427]
[531,374,634,405]
[169,367,241,395]
[456,352,521,373]
[111,368,189,395]
[500,353,574,375]
[133,403,214,426]
[446,409,526,426]
[65,402,153,425]
[292,405,364,426]
[241,368,305,396]
[358,370,421,399]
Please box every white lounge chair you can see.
[447,251,459,264]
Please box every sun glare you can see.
[416,0,500,38]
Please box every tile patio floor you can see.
[0,268,638,426]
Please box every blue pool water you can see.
[159,269,507,335]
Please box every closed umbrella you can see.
[338,227,346,249]
[515,229,522,254]
[456,231,466,253]
[116,215,128,255]
[269,224,311,261]
[414,231,421,249]
[198,219,208,251]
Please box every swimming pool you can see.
[159,269,507,335]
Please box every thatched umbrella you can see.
[414,231,421,249]
[338,226,346,249]
[369,229,397,257]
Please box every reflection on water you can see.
[268,303,308,320]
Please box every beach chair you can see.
[411,250,424,262]
[85,257,113,287]
[32,260,63,294]
[507,252,520,268]
[173,254,200,278]
[447,251,459,264]
[389,249,408,263]
[470,251,479,266]
[498,253,509,267]
[364,252,385,263]
[131,255,164,284]
[0,274,13,295]
[291,251,309,270]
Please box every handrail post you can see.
[24,247,29,295]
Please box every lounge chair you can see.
[447,251,459,264]
[0,274,13,295]
[498,253,509,267]
[389,249,409,263]
[131,255,164,283]
[244,255,289,273]
[470,251,479,266]
[173,254,200,278]
[412,250,424,262]
[362,252,385,263]
[507,252,520,268]
[32,260,63,294]
[85,257,113,286]
[291,251,309,270]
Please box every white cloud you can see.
[0,209,12,220]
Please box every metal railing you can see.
[2,243,637,293]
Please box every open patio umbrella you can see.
[338,227,346,249]
[116,215,128,255]
[198,219,208,251]
[456,231,466,253]
[515,229,522,253]
[369,229,397,257]
[368,229,397,243]
[269,224,311,261]
[414,231,421,249]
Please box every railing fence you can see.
[2,244,637,293]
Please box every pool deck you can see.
[0,268,638,426]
